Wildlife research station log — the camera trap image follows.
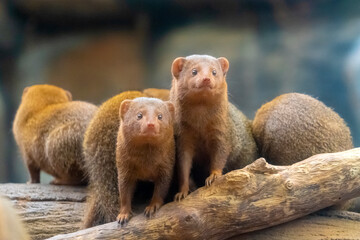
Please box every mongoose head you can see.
[171,55,229,102]
[21,84,72,105]
[119,97,175,145]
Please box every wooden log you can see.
[1,183,359,240]
[0,184,87,240]
[46,210,360,240]
[233,210,360,240]
[45,148,360,240]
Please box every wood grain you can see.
[46,148,360,240]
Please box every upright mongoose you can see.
[170,55,258,201]
[0,196,30,240]
[252,93,353,165]
[116,97,175,224]
[12,84,98,185]
[83,89,169,228]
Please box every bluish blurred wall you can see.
[1,0,360,183]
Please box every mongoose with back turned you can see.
[252,93,353,165]
[116,97,175,225]
[83,89,170,228]
[12,84,98,185]
[170,55,258,201]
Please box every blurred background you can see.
[1,0,360,183]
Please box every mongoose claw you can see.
[144,202,161,218]
[205,172,221,187]
[117,213,130,226]
[174,191,188,201]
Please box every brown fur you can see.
[252,93,353,165]
[170,55,258,201]
[82,91,144,228]
[83,89,169,228]
[0,196,30,240]
[116,97,175,225]
[12,84,97,185]
[143,88,170,101]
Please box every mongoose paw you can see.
[50,179,65,185]
[144,201,162,218]
[26,179,40,184]
[174,191,189,201]
[117,212,131,226]
[205,172,222,187]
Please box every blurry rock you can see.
[0,2,19,53]
[0,92,5,182]
[13,0,129,20]
[16,31,145,104]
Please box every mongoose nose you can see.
[147,123,155,128]
[203,78,211,84]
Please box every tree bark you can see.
[47,148,360,239]
[232,210,360,240]
[47,210,360,240]
[1,148,360,240]
[0,184,87,240]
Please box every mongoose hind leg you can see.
[26,161,40,184]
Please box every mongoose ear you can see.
[218,57,229,76]
[22,87,29,96]
[171,57,186,79]
[166,101,175,120]
[120,100,132,120]
[65,90,72,101]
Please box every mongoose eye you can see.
[158,114,163,120]
[192,69,197,76]
[137,112,143,120]
[212,69,217,76]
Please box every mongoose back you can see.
[143,88,170,101]
[116,97,175,224]
[0,196,30,240]
[12,84,98,185]
[170,55,258,200]
[252,93,353,165]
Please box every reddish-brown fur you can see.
[143,88,170,101]
[83,89,171,228]
[12,84,97,185]
[170,55,258,201]
[116,97,175,225]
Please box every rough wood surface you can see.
[46,210,360,240]
[46,148,360,240]
[0,184,87,240]
[235,210,360,240]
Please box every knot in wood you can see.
[349,167,359,179]
[285,180,293,190]
[184,215,193,222]
[247,158,278,174]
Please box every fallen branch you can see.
[46,148,360,240]
[0,184,86,240]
